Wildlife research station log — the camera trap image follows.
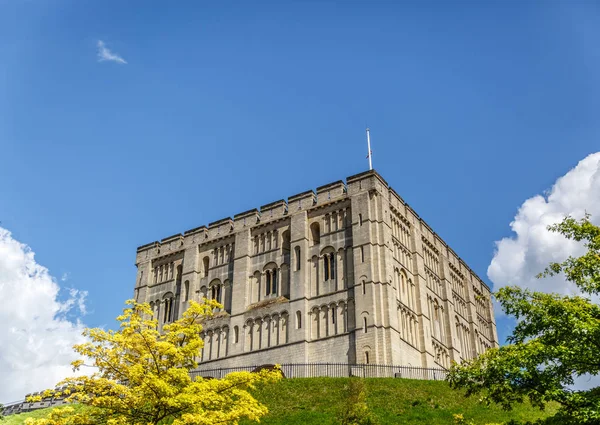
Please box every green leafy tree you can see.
[448,215,600,424]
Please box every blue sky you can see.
[1,1,600,398]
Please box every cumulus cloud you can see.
[0,227,87,403]
[488,152,600,296]
[97,40,127,64]
[487,152,600,390]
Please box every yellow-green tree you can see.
[26,299,281,425]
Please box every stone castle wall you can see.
[134,170,498,369]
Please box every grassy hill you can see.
[3,378,556,425]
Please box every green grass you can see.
[3,378,557,425]
[1,404,87,425]
[240,378,557,425]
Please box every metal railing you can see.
[190,363,448,381]
[2,395,69,416]
[3,364,447,416]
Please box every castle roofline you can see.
[288,189,315,203]
[184,225,207,235]
[234,208,259,219]
[316,180,345,193]
[160,233,183,243]
[137,241,158,252]
[208,217,233,228]
[346,169,388,187]
[259,199,287,212]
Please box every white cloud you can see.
[61,272,69,282]
[487,152,600,389]
[0,227,87,403]
[97,40,127,64]
[488,152,600,296]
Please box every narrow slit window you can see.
[295,246,301,271]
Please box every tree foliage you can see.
[25,299,281,425]
[447,215,600,424]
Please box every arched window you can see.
[329,253,335,280]
[359,213,363,226]
[360,246,365,263]
[310,222,320,246]
[362,280,366,295]
[294,246,301,271]
[209,280,222,305]
[264,269,278,297]
[203,256,209,277]
[234,326,239,344]
[265,271,272,296]
[162,294,174,323]
[324,255,330,281]
[296,310,302,329]
[211,286,221,303]
[363,317,368,333]
[184,280,190,301]
[365,351,370,364]
[282,230,291,252]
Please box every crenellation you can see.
[233,208,260,230]
[137,241,158,252]
[184,225,207,236]
[161,233,183,244]
[133,170,498,368]
[259,199,288,221]
[315,180,346,205]
[288,189,316,211]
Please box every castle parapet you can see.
[208,217,234,239]
[288,190,316,212]
[316,180,346,205]
[346,170,388,194]
[234,208,260,230]
[259,199,287,222]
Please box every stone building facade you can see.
[133,170,498,369]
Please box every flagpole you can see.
[366,128,373,170]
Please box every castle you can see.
[133,170,498,369]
